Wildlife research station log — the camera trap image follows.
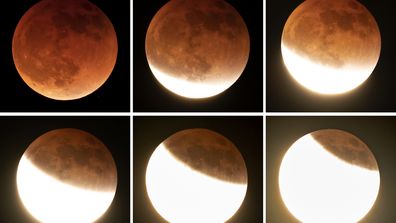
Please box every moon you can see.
[146,128,247,223]
[17,128,117,223]
[279,129,380,223]
[145,0,250,98]
[12,0,118,100]
[281,0,381,95]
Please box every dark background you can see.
[133,0,263,112]
[0,0,130,112]
[267,116,396,222]
[133,116,263,222]
[266,0,396,112]
[0,116,130,222]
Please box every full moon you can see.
[279,129,380,223]
[146,128,248,223]
[13,0,118,100]
[17,128,117,223]
[146,0,250,98]
[281,0,381,95]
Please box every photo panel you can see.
[266,0,396,112]
[133,116,263,222]
[266,116,396,222]
[133,0,263,112]
[0,116,130,222]
[0,0,130,112]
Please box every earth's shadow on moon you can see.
[23,128,117,191]
[163,128,248,184]
[311,129,378,171]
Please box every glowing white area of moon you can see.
[279,134,380,223]
[281,44,376,95]
[17,156,115,223]
[149,64,236,98]
[146,144,247,223]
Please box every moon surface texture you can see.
[279,129,380,223]
[146,128,247,223]
[13,0,118,100]
[146,0,250,98]
[281,0,381,95]
[17,128,117,223]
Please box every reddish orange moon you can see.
[146,0,250,98]
[12,0,118,100]
[17,128,117,223]
[281,0,381,94]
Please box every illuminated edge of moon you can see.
[279,134,380,223]
[146,143,247,223]
[281,43,376,95]
[148,64,237,99]
[17,155,116,223]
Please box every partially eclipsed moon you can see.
[146,0,250,98]
[279,129,380,223]
[13,0,118,100]
[281,0,381,95]
[146,128,247,223]
[17,128,117,223]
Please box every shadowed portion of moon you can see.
[163,128,247,184]
[282,0,380,68]
[146,0,249,95]
[311,129,378,171]
[23,128,117,191]
[13,0,118,100]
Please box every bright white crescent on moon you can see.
[145,128,248,223]
[281,0,381,95]
[17,128,117,223]
[146,0,250,98]
[279,129,380,223]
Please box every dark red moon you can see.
[13,0,118,100]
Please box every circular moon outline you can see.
[12,0,118,100]
[145,0,250,99]
[145,128,248,223]
[16,128,117,223]
[281,0,381,95]
[279,129,380,223]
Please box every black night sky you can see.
[133,116,263,222]
[267,116,396,222]
[0,116,130,222]
[266,0,396,112]
[0,0,129,112]
[133,0,263,112]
